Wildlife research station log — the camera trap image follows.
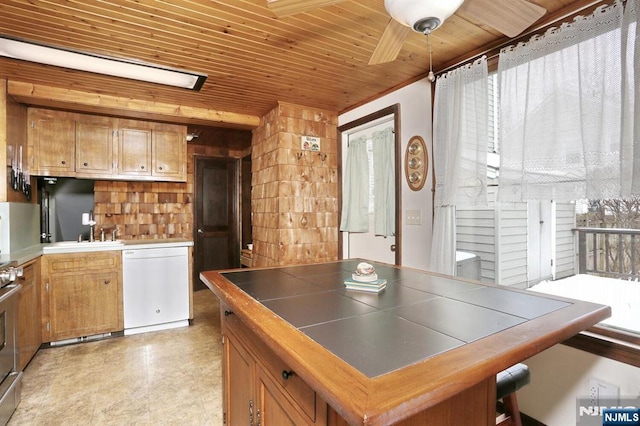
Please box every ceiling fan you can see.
[266,0,546,65]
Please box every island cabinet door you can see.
[223,331,255,425]
[222,310,330,426]
[256,367,315,426]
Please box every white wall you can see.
[520,345,640,425]
[339,78,433,270]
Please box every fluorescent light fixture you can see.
[0,35,207,90]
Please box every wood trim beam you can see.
[7,81,260,129]
[563,331,640,368]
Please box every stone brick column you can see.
[251,102,338,267]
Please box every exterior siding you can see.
[497,201,529,287]
[555,201,576,279]
[456,190,577,288]
[457,208,495,282]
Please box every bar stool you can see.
[496,363,530,426]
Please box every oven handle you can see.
[0,284,22,303]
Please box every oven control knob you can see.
[0,267,24,284]
[14,267,23,279]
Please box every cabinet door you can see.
[257,368,311,426]
[118,119,151,177]
[17,259,41,371]
[152,125,186,181]
[42,251,122,343]
[29,109,75,176]
[48,271,120,341]
[223,332,255,425]
[76,117,114,176]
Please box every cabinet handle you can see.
[224,310,233,316]
[104,279,110,285]
[140,165,145,170]
[83,162,88,166]
[249,398,254,426]
[61,160,66,165]
[256,409,261,426]
[158,166,163,171]
[282,370,293,380]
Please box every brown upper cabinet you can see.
[28,108,187,182]
[29,109,76,176]
[76,116,115,176]
[118,119,152,178]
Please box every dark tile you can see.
[261,291,377,328]
[398,273,482,296]
[367,263,426,282]
[389,298,526,342]
[222,269,291,285]
[280,260,359,277]
[298,271,353,290]
[301,311,463,378]
[448,287,570,319]
[340,281,439,309]
[236,275,326,301]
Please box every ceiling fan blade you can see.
[459,0,546,38]
[369,19,411,65]
[266,0,346,17]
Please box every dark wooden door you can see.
[194,157,240,291]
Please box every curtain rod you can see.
[436,0,616,75]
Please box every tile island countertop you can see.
[200,259,611,426]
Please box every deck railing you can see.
[576,227,640,280]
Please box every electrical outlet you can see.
[406,210,421,225]
[589,378,619,406]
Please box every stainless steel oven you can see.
[0,262,23,425]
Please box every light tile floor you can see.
[9,289,223,426]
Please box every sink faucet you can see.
[88,209,96,242]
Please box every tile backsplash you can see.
[92,180,192,240]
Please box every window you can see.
[456,75,640,363]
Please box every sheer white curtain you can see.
[372,127,395,236]
[498,1,640,202]
[340,135,369,232]
[429,58,489,275]
[622,0,640,197]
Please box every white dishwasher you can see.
[122,246,190,335]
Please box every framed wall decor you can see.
[404,135,428,191]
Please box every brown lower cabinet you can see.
[41,251,123,342]
[17,258,42,370]
[222,304,329,425]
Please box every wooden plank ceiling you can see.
[0,0,604,131]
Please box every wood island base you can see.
[222,302,495,426]
[202,260,609,426]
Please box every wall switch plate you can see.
[406,210,421,225]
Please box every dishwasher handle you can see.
[122,247,188,260]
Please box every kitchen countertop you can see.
[2,238,194,265]
[201,259,611,425]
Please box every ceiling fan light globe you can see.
[384,0,464,32]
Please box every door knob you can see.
[197,229,204,234]
[390,244,397,252]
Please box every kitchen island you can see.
[200,260,610,425]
